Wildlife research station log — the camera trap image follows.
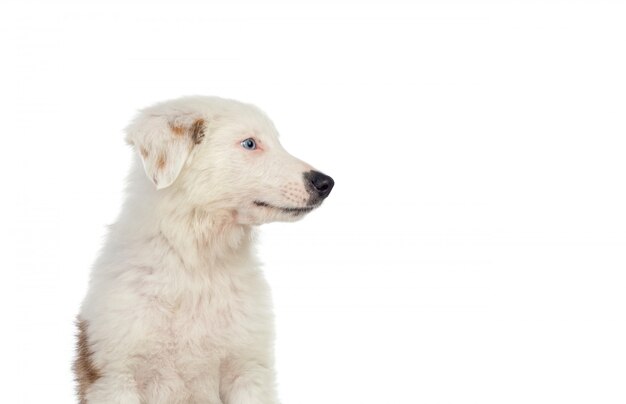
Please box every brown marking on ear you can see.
[169,123,186,136]
[190,119,205,144]
[157,153,167,170]
[73,318,101,404]
[168,118,205,144]
[140,147,149,159]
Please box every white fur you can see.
[78,96,330,403]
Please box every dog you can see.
[74,96,334,404]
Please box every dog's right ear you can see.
[125,111,205,190]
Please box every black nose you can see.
[305,171,335,200]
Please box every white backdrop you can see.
[1,0,625,403]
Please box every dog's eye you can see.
[241,138,257,150]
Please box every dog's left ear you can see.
[125,112,205,190]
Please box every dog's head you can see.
[125,96,334,225]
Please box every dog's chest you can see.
[156,266,272,355]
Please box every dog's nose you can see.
[306,171,334,199]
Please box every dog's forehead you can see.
[239,107,278,136]
[214,108,280,141]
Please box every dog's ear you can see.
[125,112,205,190]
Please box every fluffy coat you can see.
[74,96,333,404]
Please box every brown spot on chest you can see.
[73,318,101,403]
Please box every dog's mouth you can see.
[253,200,318,216]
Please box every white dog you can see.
[74,96,334,404]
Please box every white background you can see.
[1,0,625,403]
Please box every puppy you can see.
[74,96,334,404]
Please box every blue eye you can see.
[241,138,257,150]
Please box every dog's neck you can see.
[114,176,255,272]
[159,202,253,271]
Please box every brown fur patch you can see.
[169,123,185,136]
[157,153,167,170]
[140,147,149,159]
[167,119,205,144]
[190,119,205,144]
[73,318,101,403]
